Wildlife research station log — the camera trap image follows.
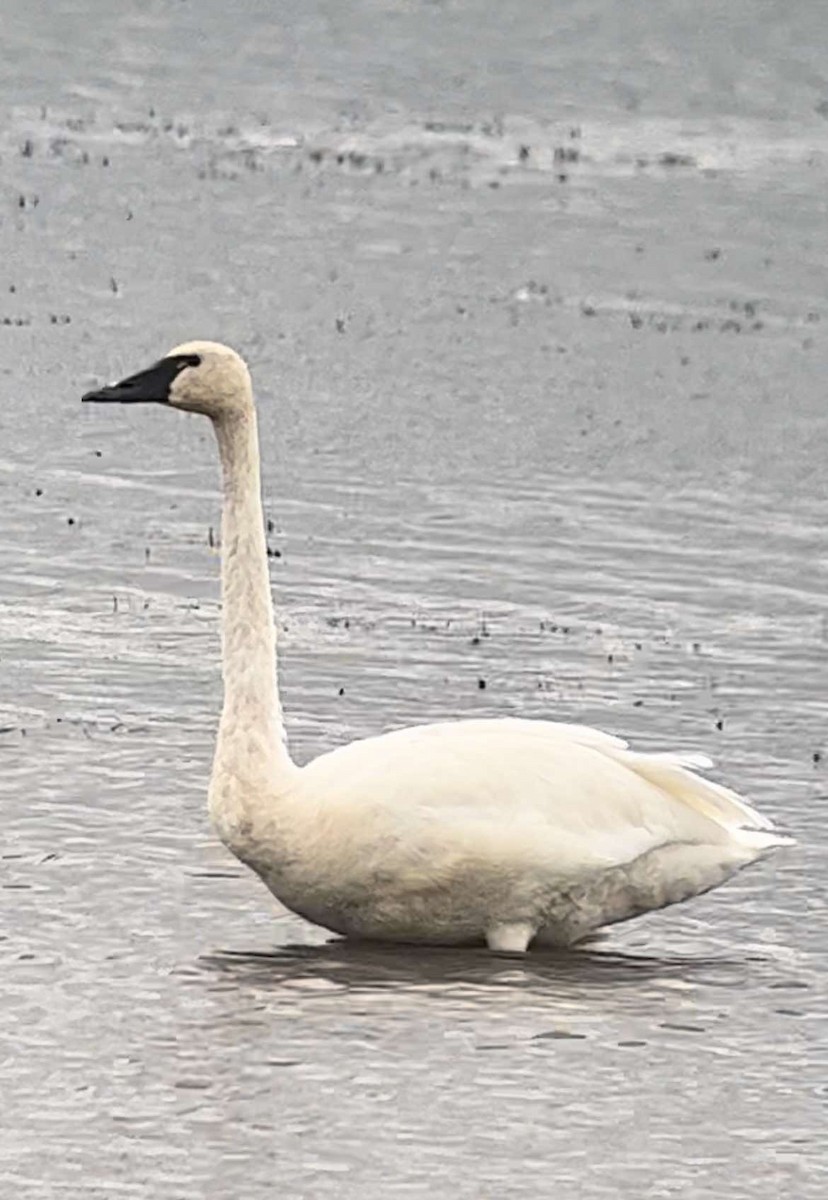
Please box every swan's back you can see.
[298,717,780,849]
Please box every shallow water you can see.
[1,2,827,1197]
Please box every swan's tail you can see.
[616,750,794,853]
[449,719,795,854]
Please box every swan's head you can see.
[82,341,252,419]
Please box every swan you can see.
[82,341,792,952]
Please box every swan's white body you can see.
[213,717,785,950]
[84,342,791,952]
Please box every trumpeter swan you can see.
[82,342,791,952]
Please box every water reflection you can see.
[198,940,760,998]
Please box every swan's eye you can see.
[176,354,201,372]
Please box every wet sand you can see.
[1,2,827,1197]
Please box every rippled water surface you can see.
[1,2,827,1197]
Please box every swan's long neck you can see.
[212,408,294,793]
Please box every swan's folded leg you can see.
[486,921,536,953]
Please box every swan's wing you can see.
[298,718,790,875]
[395,718,782,836]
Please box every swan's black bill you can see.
[82,354,201,404]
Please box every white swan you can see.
[82,341,792,952]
